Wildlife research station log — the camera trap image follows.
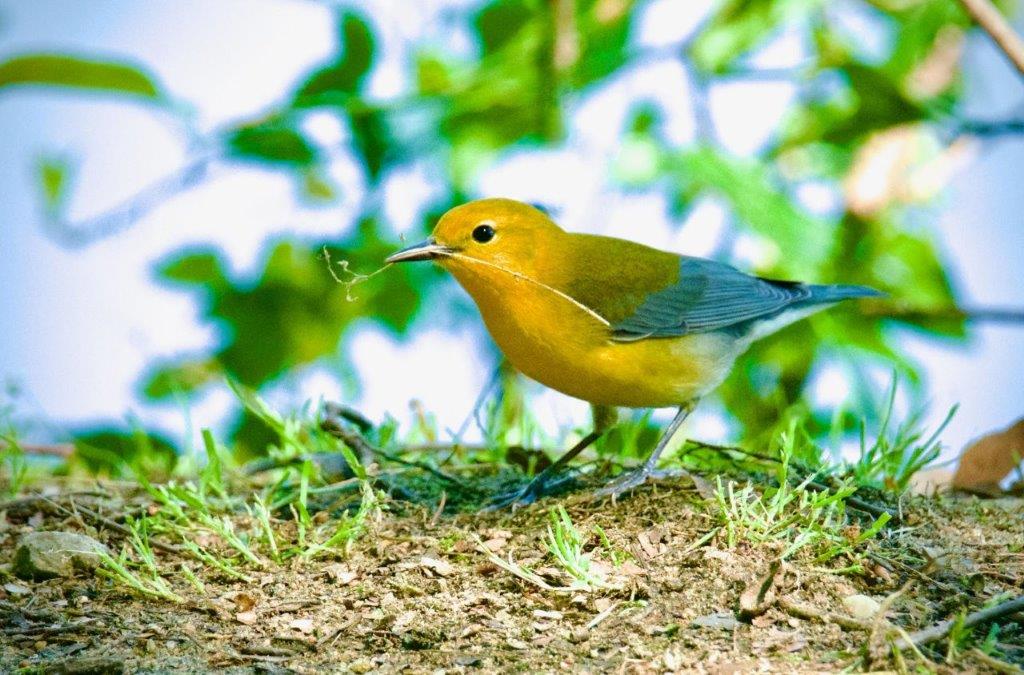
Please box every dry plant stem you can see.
[320,410,464,486]
[0,441,75,458]
[895,594,1024,651]
[957,0,1024,77]
[778,596,874,632]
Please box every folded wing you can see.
[610,257,880,341]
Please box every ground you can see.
[1,474,1022,674]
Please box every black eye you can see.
[472,224,495,243]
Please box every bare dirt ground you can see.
[2,478,1022,674]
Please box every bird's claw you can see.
[593,466,685,501]
[484,486,540,512]
[485,472,578,511]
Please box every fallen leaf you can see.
[229,592,258,613]
[953,418,1024,494]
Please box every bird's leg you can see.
[594,400,698,500]
[485,431,604,510]
[487,405,617,510]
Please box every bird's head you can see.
[386,198,562,277]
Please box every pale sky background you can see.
[1,0,1022,462]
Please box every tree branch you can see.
[957,0,1024,78]
[895,594,1024,651]
[42,154,215,248]
[862,303,1024,325]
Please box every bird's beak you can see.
[385,238,452,264]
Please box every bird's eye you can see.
[472,223,496,243]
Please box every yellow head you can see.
[385,198,563,279]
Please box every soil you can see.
[1,476,1022,674]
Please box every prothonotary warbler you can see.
[386,198,881,507]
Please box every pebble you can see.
[13,531,109,581]
[843,594,881,620]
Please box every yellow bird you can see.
[386,198,880,506]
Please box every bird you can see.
[386,198,882,507]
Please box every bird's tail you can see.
[806,284,885,304]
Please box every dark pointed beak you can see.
[385,238,451,264]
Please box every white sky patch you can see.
[709,80,797,156]
[745,24,809,70]
[795,181,843,217]
[597,192,675,246]
[671,198,729,257]
[383,161,445,235]
[732,232,779,270]
[572,60,697,150]
[828,0,892,65]
[300,111,348,147]
[634,0,715,47]
[347,326,490,439]
[477,149,604,217]
[810,365,853,408]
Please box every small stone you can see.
[843,594,881,620]
[13,531,109,581]
[691,611,739,631]
[4,582,31,595]
[235,610,258,625]
[348,658,374,673]
[419,556,455,577]
[290,618,315,635]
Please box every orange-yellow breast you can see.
[440,244,739,408]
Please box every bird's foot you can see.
[485,472,575,511]
[593,466,686,502]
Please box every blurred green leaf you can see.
[37,155,72,216]
[0,53,162,99]
[670,146,834,277]
[295,12,375,105]
[142,359,221,399]
[690,0,821,74]
[475,0,534,56]
[158,250,227,288]
[73,427,177,478]
[147,217,429,403]
[226,119,318,166]
[570,0,634,87]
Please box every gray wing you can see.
[610,257,876,341]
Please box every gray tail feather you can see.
[806,284,885,304]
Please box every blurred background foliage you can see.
[2,0,998,466]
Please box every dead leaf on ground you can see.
[953,418,1024,494]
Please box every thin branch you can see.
[959,118,1024,137]
[862,303,1024,325]
[42,153,215,248]
[0,440,74,458]
[957,0,1024,78]
[895,594,1024,651]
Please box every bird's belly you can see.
[474,287,738,408]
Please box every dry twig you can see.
[957,0,1024,77]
